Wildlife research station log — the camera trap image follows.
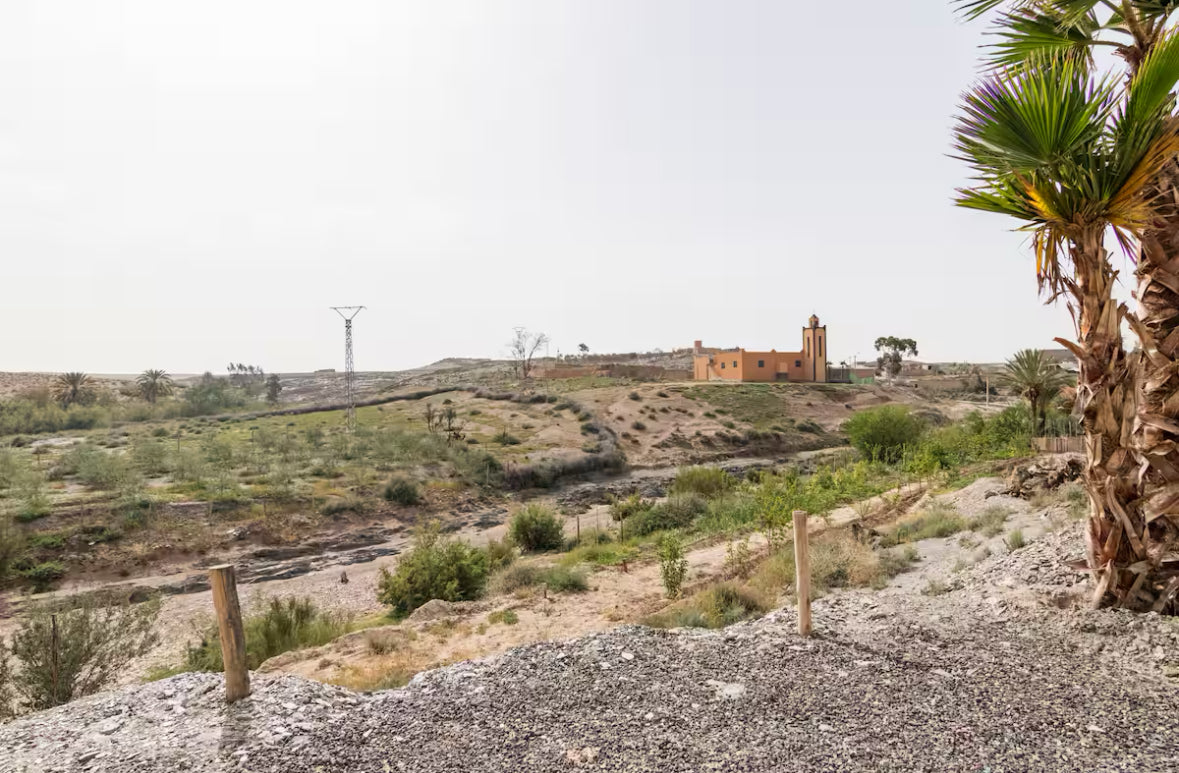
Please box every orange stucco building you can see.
[692,315,828,383]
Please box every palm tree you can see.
[52,372,94,408]
[999,349,1073,432]
[953,44,1179,611]
[136,369,175,404]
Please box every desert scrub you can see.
[487,609,519,626]
[877,502,968,547]
[185,597,352,672]
[1005,529,1027,551]
[377,526,489,619]
[507,504,565,552]
[628,493,707,537]
[669,466,734,498]
[560,540,639,568]
[487,563,588,594]
[752,530,917,596]
[922,579,951,596]
[971,505,1010,537]
[646,583,770,629]
[383,476,421,505]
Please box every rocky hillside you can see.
[3,495,1177,773]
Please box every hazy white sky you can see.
[0,0,1105,374]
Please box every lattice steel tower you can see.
[330,306,365,430]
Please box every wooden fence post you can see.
[209,564,251,702]
[793,510,812,636]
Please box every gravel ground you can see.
[3,481,1178,773]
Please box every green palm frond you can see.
[986,8,1100,70]
[1121,25,1179,126]
[954,0,1027,21]
[954,61,1114,175]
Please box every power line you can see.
[330,306,365,431]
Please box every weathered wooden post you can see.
[209,564,250,702]
[793,510,811,636]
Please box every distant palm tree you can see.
[999,350,1072,433]
[53,372,95,408]
[136,369,175,404]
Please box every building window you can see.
[733,360,738,367]
[806,339,810,355]
[818,339,823,357]
[795,359,802,368]
[758,360,765,368]
[721,362,725,369]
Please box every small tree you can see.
[265,374,283,405]
[999,350,1072,433]
[52,372,95,408]
[2,599,160,715]
[508,327,550,380]
[136,369,174,404]
[578,343,589,355]
[658,533,689,598]
[874,337,918,380]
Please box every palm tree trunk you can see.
[1130,172,1179,614]
[1061,232,1149,610]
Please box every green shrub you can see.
[843,405,924,463]
[485,537,516,571]
[629,391,642,401]
[796,419,822,434]
[1005,529,1027,551]
[69,445,135,490]
[18,561,66,592]
[383,476,422,505]
[542,565,589,592]
[670,466,734,498]
[15,490,51,522]
[2,600,159,716]
[185,597,350,672]
[629,493,707,536]
[630,421,646,431]
[27,533,65,551]
[658,533,688,598]
[377,526,489,619]
[507,504,565,552]
[488,563,542,594]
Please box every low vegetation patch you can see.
[877,502,968,548]
[184,596,354,672]
[488,563,589,594]
[753,531,919,596]
[383,476,421,505]
[646,582,770,629]
[669,466,734,498]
